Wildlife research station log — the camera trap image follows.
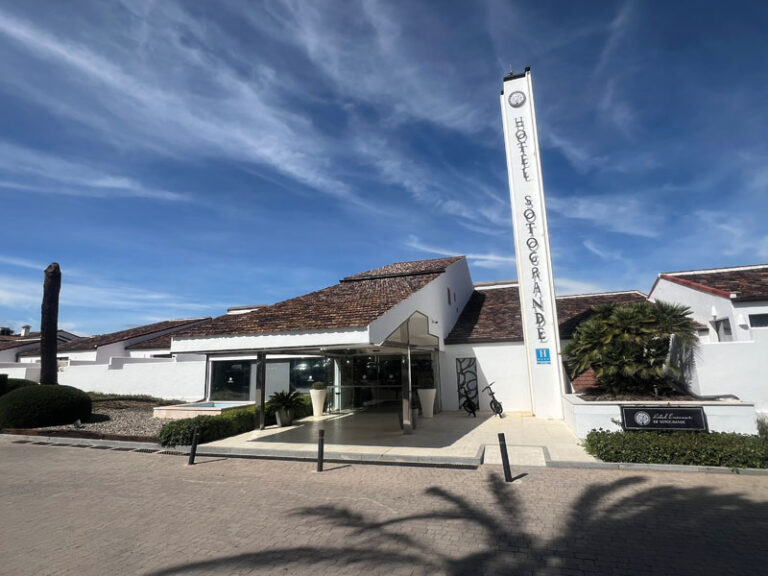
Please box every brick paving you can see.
[1,438,767,576]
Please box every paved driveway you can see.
[1,438,767,576]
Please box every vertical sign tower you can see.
[500,67,564,418]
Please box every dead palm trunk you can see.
[40,262,61,385]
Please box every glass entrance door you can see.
[330,353,433,413]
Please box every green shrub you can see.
[158,406,259,446]
[0,385,92,428]
[0,377,38,397]
[564,301,698,396]
[158,395,313,447]
[87,392,184,405]
[585,429,768,469]
[758,415,768,439]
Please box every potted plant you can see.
[269,390,303,427]
[310,381,327,417]
[417,375,436,418]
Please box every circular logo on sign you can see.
[508,91,526,108]
[634,411,651,426]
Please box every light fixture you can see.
[710,306,718,320]
[737,314,749,328]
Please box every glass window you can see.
[749,314,768,328]
[715,319,733,342]
[289,358,334,392]
[210,360,251,400]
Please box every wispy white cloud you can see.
[583,239,624,261]
[548,194,663,238]
[541,129,606,173]
[0,6,366,208]
[0,255,45,271]
[593,0,636,76]
[555,277,607,295]
[0,142,187,201]
[0,271,211,313]
[405,235,514,270]
[248,0,495,136]
[597,79,636,138]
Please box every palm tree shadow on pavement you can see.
[144,474,768,576]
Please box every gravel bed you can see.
[36,407,171,438]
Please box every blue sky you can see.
[1,0,767,335]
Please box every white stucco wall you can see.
[650,277,746,341]
[172,328,370,354]
[441,342,530,413]
[651,278,768,412]
[370,258,474,347]
[22,349,97,363]
[562,395,758,438]
[55,357,206,400]
[0,363,41,381]
[693,341,768,414]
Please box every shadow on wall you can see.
[144,473,768,576]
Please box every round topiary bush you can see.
[0,377,38,398]
[0,385,92,429]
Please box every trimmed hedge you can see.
[585,429,768,469]
[0,377,38,397]
[0,385,92,428]
[158,395,313,447]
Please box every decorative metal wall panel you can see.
[456,358,478,407]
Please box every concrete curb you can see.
[1,433,481,468]
[1,433,162,451]
[194,444,483,468]
[545,458,768,475]
[6,433,766,474]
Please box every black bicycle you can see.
[483,382,503,417]
[460,396,477,417]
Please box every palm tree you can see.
[40,262,61,386]
[563,301,698,396]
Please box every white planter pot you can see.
[310,388,327,417]
[276,408,293,427]
[417,388,436,418]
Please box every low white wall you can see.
[56,358,206,401]
[441,342,530,412]
[693,341,768,413]
[0,363,41,382]
[562,394,758,438]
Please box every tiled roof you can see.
[445,287,524,344]
[557,291,648,339]
[570,367,599,392]
[0,338,39,352]
[176,257,464,339]
[445,288,647,344]
[19,318,209,355]
[342,256,463,281]
[657,264,768,301]
[126,333,176,350]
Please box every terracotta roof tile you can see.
[445,287,524,344]
[445,288,647,344]
[342,256,463,281]
[556,291,648,339]
[660,265,768,301]
[0,338,40,352]
[570,367,599,392]
[19,318,209,355]
[177,257,463,339]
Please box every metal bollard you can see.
[498,433,513,482]
[317,429,325,472]
[187,427,200,466]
